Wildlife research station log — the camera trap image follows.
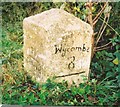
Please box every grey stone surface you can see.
[23,8,93,85]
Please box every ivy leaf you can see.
[113,58,119,65]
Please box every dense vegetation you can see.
[1,2,120,106]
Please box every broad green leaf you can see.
[113,58,119,65]
[78,88,85,95]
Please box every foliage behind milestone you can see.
[1,2,120,106]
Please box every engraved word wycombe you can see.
[54,44,89,70]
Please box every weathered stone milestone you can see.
[23,8,93,85]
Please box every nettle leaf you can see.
[113,58,119,65]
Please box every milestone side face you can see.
[23,8,93,85]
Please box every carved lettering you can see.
[54,43,90,69]
[87,47,89,52]
[68,56,75,69]
[76,47,82,51]
[55,44,62,54]
[82,44,86,51]
[54,43,89,57]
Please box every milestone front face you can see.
[23,8,93,85]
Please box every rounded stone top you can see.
[23,8,93,35]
